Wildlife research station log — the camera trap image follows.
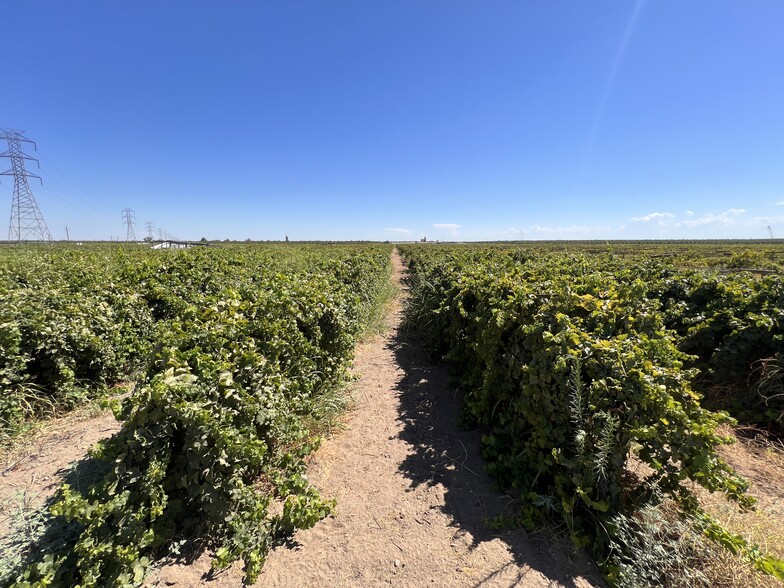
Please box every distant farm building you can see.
[151,240,210,250]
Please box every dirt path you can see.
[0,408,121,539]
[254,251,599,587]
[153,251,599,587]
[2,251,601,587]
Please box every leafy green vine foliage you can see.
[649,271,784,422]
[400,245,783,583]
[4,244,391,587]
[1,248,154,440]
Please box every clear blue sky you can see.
[2,1,783,241]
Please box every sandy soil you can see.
[149,251,600,587]
[0,407,121,539]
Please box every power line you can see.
[36,183,112,224]
[0,129,52,242]
[34,151,112,217]
[10,145,116,231]
[122,207,137,241]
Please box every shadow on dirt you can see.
[390,320,603,588]
[0,455,109,585]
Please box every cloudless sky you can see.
[2,1,783,241]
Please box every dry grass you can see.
[619,424,784,587]
[695,425,784,587]
[0,400,109,470]
[0,382,133,468]
[0,397,125,584]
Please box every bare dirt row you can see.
[1,251,600,587]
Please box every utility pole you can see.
[122,208,137,241]
[0,129,52,242]
[145,221,154,240]
[65,226,70,242]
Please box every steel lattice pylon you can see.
[1,129,52,242]
[122,207,137,241]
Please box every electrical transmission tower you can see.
[122,208,137,241]
[1,129,52,242]
[145,221,154,240]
